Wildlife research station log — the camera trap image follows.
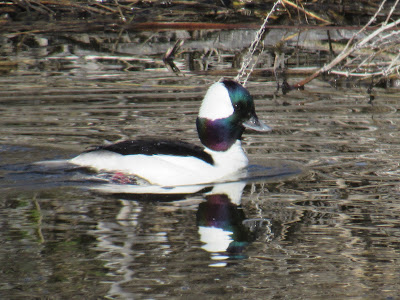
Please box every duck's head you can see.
[196,80,271,151]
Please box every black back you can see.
[88,139,215,165]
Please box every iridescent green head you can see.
[196,80,271,151]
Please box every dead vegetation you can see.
[1,0,400,31]
[1,0,399,89]
[289,0,400,89]
[233,0,400,90]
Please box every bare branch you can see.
[291,0,400,89]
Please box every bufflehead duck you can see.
[70,80,271,186]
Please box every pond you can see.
[1,28,400,299]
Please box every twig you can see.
[281,0,332,24]
[235,0,282,86]
[33,196,45,243]
[164,39,184,61]
[329,69,398,78]
[385,0,400,24]
[93,2,119,13]
[370,30,400,48]
[163,39,184,75]
[114,0,127,23]
[384,52,400,76]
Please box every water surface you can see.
[1,29,400,299]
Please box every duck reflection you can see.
[88,179,283,297]
[197,182,253,264]
[94,180,274,267]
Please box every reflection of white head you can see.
[198,82,234,120]
[198,181,246,257]
[207,181,246,205]
[198,226,233,254]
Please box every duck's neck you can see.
[196,117,244,151]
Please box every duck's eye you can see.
[234,103,243,111]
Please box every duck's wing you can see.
[88,139,215,165]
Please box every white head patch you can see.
[198,82,234,120]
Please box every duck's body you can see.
[71,139,248,186]
[70,80,270,186]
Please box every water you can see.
[1,30,400,299]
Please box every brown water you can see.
[1,30,400,299]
